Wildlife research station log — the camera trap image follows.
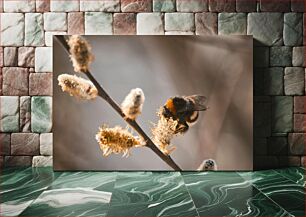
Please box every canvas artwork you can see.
[53,35,253,171]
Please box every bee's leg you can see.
[176,122,189,134]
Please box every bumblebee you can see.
[162,95,208,133]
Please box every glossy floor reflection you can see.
[0,167,305,216]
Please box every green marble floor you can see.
[0,167,305,216]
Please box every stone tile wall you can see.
[0,0,305,169]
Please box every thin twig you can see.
[55,35,182,171]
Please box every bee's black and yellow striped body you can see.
[162,95,207,134]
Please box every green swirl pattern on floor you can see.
[0,167,305,216]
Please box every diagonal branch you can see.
[55,35,182,171]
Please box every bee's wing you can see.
[186,95,208,111]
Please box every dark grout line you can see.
[180,172,200,217]
[106,171,119,207]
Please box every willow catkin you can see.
[197,159,217,171]
[121,88,145,120]
[151,108,179,155]
[96,125,144,157]
[67,35,94,73]
[58,74,98,100]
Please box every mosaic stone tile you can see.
[80,0,120,12]
[0,133,10,155]
[68,12,85,35]
[2,67,29,96]
[0,167,58,216]
[301,158,306,167]
[0,47,3,67]
[236,0,256,12]
[36,0,50,12]
[20,96,31,132]
[29,73,53,96]
[288,133,305,155]
[108,172,198,216]
[3,0,35,12]
[25,13,44,46]
[264,67,284,95]
[165,13,195,31]
[40,133,53,155]
[113,13,136,35]
[50,0,79,12]
[121,0,152,12]
[32,156,53,167]
[20,171,117,216]
[20,189,111,216]
[272,96,293,133]
[291,0,305,12]
[85,12,113,35]
[18,47,35,67]
[247,13,283,46]
[11,133,40,155]
[239,170,305,216]
[3,47,18,66]
[182,172,289,216]
[31,96,52,133]
[0,96,19,132]
[284,13,303,46]
[292,46,305,67]
[49,171,117,190]
[284,67,305,96]
[107,197,198,216]
[293,114,306,132]
[195,12,217,35]
[35,47,53,72]
[218,13,247,35]
[270,46,292,67]
[4,156,32,167]
[260,0,290,12]
[176,0,208,12]
[293,96,305,113]
[137,13,164,35]
[153,0,175,12]
[209,0,235,12]
[44,12,67,31]
[0,13,24,46]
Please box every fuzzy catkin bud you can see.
[197,159,217,171]
[121,88,145,120]
[58,74,98,100]
[67,35,94,73]
[96,126,144,157]
[151,108,179,155]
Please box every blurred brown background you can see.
[53,35,253,171]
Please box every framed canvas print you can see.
[53,35,253,171]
